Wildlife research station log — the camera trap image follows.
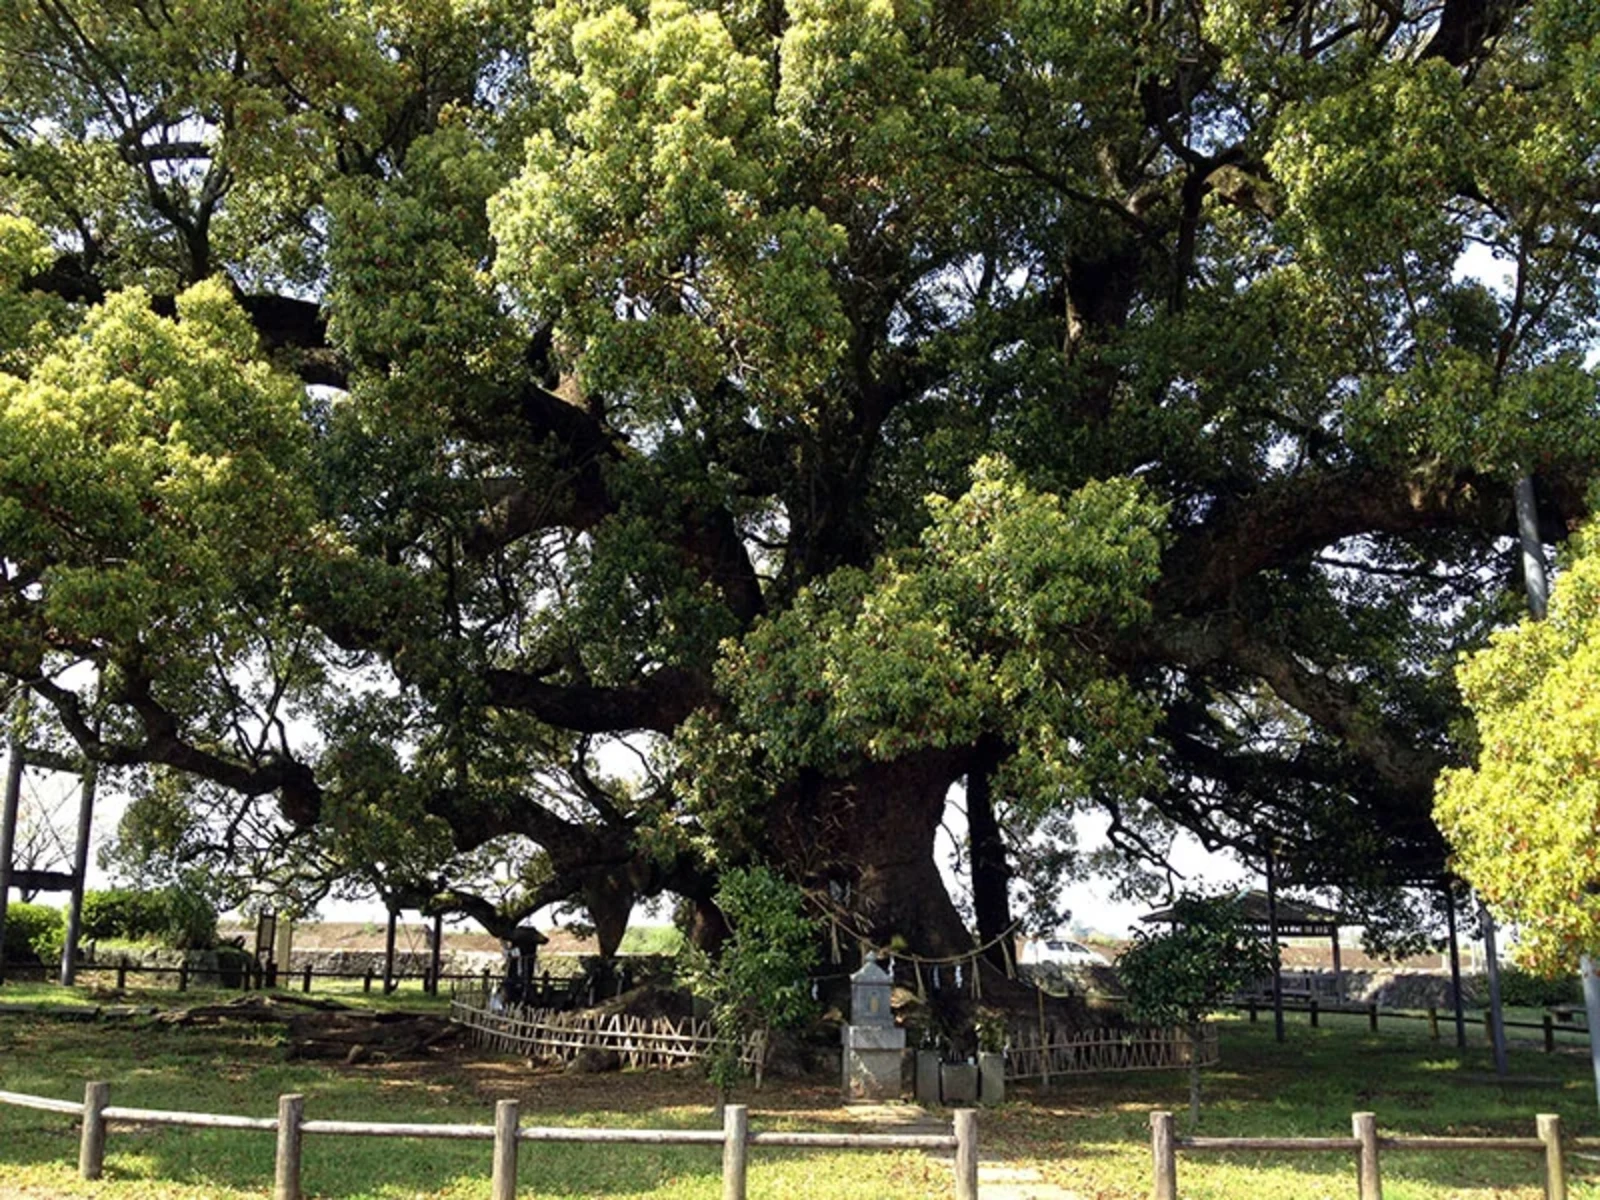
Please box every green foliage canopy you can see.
[0,0,1598,959]
[1436,526,1600,973]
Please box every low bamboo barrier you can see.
[1005,1023,1218,1082]
[449,998,763,1069]
[0,1083,978,1200]
[1150,1110,1573,1200]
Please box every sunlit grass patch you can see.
[6,1000,1600,1196]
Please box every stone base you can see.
[939,1062,978,1104]
[915,1050,941,1103]
[845,1047,907,1100]
[979,1052,1005,1105]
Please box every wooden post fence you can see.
[492,1098,519,1200]
[953,1108,978,1200]
[1151,1109,1571,1199]
[1353,1111,1380,1200]
[1150,1110,1176,1200]
[275,1093,304,1200]
[722,1104,748,1200]
[1540,1113,1566,1200]
[78,1081,108,1180]
[1,1082,973,1198]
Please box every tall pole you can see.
[0,718,22,987]
[1265,846,1284,1044]
[1481,902,1509,1076]
[60,760,98,986]
[1445,884,1467,1048]
[383,904,398,994]
[429,911,443,995]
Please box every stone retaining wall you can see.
[1265,967,1482,1008]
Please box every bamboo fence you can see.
[450,999,762,1069]
[1004,1023,1218,1081]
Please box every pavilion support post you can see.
[0,716,25,988]
[383,906,398,995]
[1445,885,1467,1049]
[1331,927,1343,1006]
[1265,848,1284,1044]
[1482,902,1509,1076]
[60,761,98,986]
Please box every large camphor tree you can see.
[2,0,1598,967]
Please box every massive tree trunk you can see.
[966,739,1015,971]
[767,750,974,958]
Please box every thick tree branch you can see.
[1157,463,1586,614]
[482,666,710,735]
[29,675,323,824]
[1419,0,1527,66]
[1144,620,1448,804]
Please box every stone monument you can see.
[842,958,906,1100]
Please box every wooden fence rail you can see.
[0,958,500,996]
[1,1083,978,1200]
[1150,1110,1572,1200]
[1234,999,1591,1051]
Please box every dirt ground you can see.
[369,1049,837,1118]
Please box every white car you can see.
[1021,937,1111,967]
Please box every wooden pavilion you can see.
[1140,886,1469,1046]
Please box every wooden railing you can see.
[1150,1110,1573,1200]
[0,1082,978,1200]
[1234,998,1592,1051]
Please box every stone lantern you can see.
[842,958,906,1100]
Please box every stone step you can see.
[976,1163,1083,1199]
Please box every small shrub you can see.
[2,902,63,964]
[81,888,217,949]
[678,865,819,1098]
[81,889,159,942]
[213,943,253,988]
[161,888,218,949]
[1498,965,1584,1008]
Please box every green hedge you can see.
[80,888,217,949]
[2,902,63,964]
[1498,965,1585,1008]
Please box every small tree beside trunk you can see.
[678,865,819,1108]
[1117,893,1272,1127]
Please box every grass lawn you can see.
[0,976,453,1016]
[4,988,1600,1198]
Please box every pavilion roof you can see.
[1139,888,1347,937]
